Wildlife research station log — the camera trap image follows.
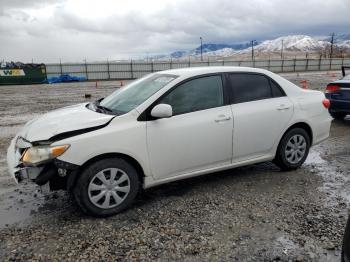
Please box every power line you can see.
[251,40,257,60]
[281,40,284,59]
[200,37,203,62]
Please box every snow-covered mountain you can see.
[236,35,350,56]
[245,35,329,53]
[152,34,350,60]
[323,34,350,43]
[169,42,251,59]
[204,48,236,57]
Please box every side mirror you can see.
[151,104,173,119]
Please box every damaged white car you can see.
[7,67,332,216]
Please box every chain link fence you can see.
[46,58,350,80]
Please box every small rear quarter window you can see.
[270,80,285,97]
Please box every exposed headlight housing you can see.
[15,136,32,149]
[21,145,70,165]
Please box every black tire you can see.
[273,128,311,171]
[330,112,346,120]
[73,158,140,217]
[342,214,350,262]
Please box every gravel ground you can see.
[0,71,349,261]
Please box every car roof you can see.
[160,66,272,78]
[158,66,305,97]
[334,74,350,83]
[333,79,350,84]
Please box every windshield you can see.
[99,73,177,114]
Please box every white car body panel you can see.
[291,90,332,145]
[146,105,233,179]
[231,96,294,162]
[7,67,332,189]
[54,109,152,177]
[17,103,114,142]
[143,154,273,189]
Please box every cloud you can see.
[0,0,349,62]
[0,0,65,10]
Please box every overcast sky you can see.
[0,0,349,63]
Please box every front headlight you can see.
[21,145,70,165]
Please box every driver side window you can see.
[159,75,224,116]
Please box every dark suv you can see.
[325,66,350,120]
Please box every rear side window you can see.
[228,73,285,104]
[160,75,224,115]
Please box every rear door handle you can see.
[215,116,231,122]
[276,104,290,111]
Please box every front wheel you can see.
[274,128,311,171]
[73,158,140,217]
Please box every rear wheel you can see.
[274,128,310,171]
[330,112,346,120]
[73,158,139,217]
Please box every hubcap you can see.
[88,168,130,209]
[285,134,307,164]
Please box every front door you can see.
[146,75,233,179]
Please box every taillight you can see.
[325,84,340,93]
[322,99,330,109]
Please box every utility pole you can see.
[200,37,203,61]
[281,40,284,59]
[59,58,63,75]
[330,32,335,59]
[251,40,257,61]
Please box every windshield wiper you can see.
[96,104,112,112]
[91,100,118,115]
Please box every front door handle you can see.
[215,116,231,122]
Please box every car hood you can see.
[18,103,114,142]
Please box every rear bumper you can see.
[326,95,350,113]
[310,113,332,146]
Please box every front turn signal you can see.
[21,144,70,165]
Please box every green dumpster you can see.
[0,64,47,85]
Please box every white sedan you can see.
[7,67,332,216]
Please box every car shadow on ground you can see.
[138,162,280,198]
[27,161,283,222]
[123,162,284,217]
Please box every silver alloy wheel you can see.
[285,134,307,164]
[88,168,130,209]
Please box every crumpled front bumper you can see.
[6,137,43,183]
[7,137,20,183]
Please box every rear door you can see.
[227,73,293,162]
